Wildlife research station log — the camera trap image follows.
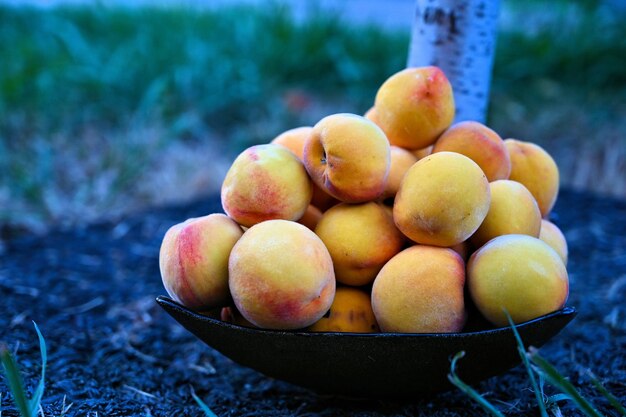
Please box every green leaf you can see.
[0,343,32,417]
[28,322,47,416]
[191,388,218,417]
[506,312,548,417]
[448,351,505,417]
[587,371,626,416]
[529,349,604,417]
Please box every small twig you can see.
[125,343,160,364]
[189,363,217,375]
[59,395,73,417]
[62,297,105,314]
[124,384,157,400]
[11,285,40,297]
[10,313,27,328]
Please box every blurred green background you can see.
[1,0,625,233]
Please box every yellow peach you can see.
[364,106,379,125]
[411,145,433,160]
[160,213,243,310]
[451,241,469,261]
[467,234,569,326]
[375,66,455,149]
[315,202,405,286]
[303,113,390,203]
[310,185,339,212]
[220,306,257,328]
[371,246,466,333]
[270,126,313,159]
[229,220,335,330]
[471,180,542,247]
[297,204,323,231]
[308,286,379,333]
[393,152,490,247]
[432,121,511,181]
[269,128,338,212]
[380,146,419,201]
[505,139,560,217]
[539,219,568,265]
[221,144,312,227]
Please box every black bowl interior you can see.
[156,295,576,398]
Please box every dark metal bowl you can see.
[157,295,576,398]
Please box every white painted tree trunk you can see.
[407,0,500,123]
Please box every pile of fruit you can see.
[159,66,569,334]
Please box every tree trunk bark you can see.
[407,0,500,124]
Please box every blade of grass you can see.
[0,343,32,417]
[28,322,46,416]
[529,348,604,417]
[448,351,505,417]
[586,371,626,416]
[506,312,548,417]
[190,388,218,417]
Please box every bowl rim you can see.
[156,295,577,338]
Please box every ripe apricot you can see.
[393,152,490,247]
[372,246,466,333]
[467,234,569,326]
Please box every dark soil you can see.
[1,189,625,417]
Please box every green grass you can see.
[0,322,47,417]
[0,3,406,232]
[0,1,624,232]
[450,313,626,416]
[191,387,219,417]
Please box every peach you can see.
[220,306,257,328]
[269,128,338,211]
[270,126,312,159]
[375,66,455,149]
[471,180,542,247]
[539,219,568,265]
[451,241,469,261]
[412,145,433,160]
[160,213,243,310]
[229,220,335,330]
[432,121,511,181]
[303,113,390,203]
[393,152,490,247]
[221,144,312,227]
[505,139,559,217]
[467,234,569,326]
[315,202,405,286]
[371,246,466,333]
[310,185,339,211]
[364,106,379,125]
[297,204,323,230]
[308,286,379,333]
[380,146,419,201]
